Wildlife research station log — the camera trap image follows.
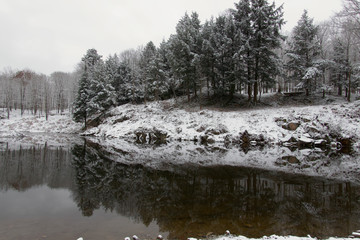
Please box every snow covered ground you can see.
[2,98,359,150]
[0,110,82,136]
[209,235,358,240]
[77,232,360,240]
[1,101,360,240]
[81,98,360,184]
[1,99,360,184]
[210,235,357,240]
[82,98,360,150]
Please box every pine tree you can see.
[168,12,202,102]
[232,0,284,103]
[73,49,104,128]
[251,0,284,102]
[286,10,321,96]
[140,41,157,102]
[104,54,133,104]
[211,14,237,97]
[88,61,116,113]
[233,0,254,101]
[118,61,133,102]
[200,18,216,97]
[120,48,143,103]
[73,71,91,127]
[162,39,182,99]
[330,39,348,96]
[157,40,173,98]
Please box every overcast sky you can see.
[0,0,343,75]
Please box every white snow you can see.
[2,103,359,240]
[1,99,360,184]
[210,236,357,240]
[0,110,82,136]
[81,99,360,154]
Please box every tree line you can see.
[1,0,359,124]
[0,69,78,119]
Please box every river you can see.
[0,138,359,240]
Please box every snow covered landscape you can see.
[1,95,360,184]
[1,0,360,238]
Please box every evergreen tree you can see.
[157,40,173,98]
[330,39,348,96]
[120,48,144,103]
[148,50,169,100]
[161,39,182,99]
[140,41,157,101]
[232,0,284,102]
[73,71,90,126]
[118,61,134,102]
[286,10,321,96]
[168,12,202,102]
[89,61,116,113]
[233,0,254,101]
[200,19,216,97]
[73,49,106,127]
[140,42,168,100]
[104,54,121,103]
[249,0,284,102]
[212,14,237,97]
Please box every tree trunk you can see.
[254,81,258,103]
[338,83,342,96]
[193,80,197,98]
[248,84,252,102]
[348,71,351,102]
[229,82,235,100]
[187,80,190,102]
[207,77,210,98]
[306,79,310,96]
[253,56,259,103]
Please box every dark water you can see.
[0,140,359,240]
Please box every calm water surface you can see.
[0,140,359,240]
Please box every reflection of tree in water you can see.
[0,142,74,191]
[71,141,360,239]
[1,140,359,238]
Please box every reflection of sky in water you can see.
[0,141,359,240]
[0,187,75,219]
[0,186,161,240]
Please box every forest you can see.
[0,0,359,124]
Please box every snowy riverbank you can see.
[210,234,359,240]
[1,98,360,184]
[82,98,360,149]
[1,98,359,150]
[1,100,360,240]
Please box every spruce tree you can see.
[200,19,216,97]
[330,39,348,96]
[73,49,104,128]
[140,41,157,101]
[104,54,120,101]
[168,12,202,102]
[212,14,237,97]
[286,10,321,96]
[233,0,254,101]
[250,0,284,102]
[118,61,133,103]
[232,0,284,103]
[89,61,116,113]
